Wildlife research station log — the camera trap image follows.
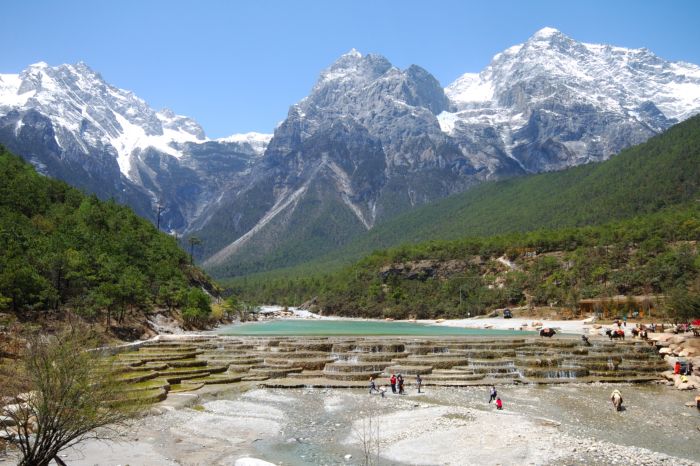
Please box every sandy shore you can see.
[248,305,596,335]
[424,316,591,334]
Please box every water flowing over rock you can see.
[104,335,667,400]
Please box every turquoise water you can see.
[218,319,533,336]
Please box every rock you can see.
[2,403,29,415]
[0,415,16,427]
[659,348,672,355]
[234,458,277,466]
[15,392,36,403]
[344,454,353,460]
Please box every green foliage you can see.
[0,147,215,326]
[182,288,212,324]
[217,114,700,280]
[228,206,700,321]
[339,114,700,260]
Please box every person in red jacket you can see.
[496,397,503,410]
[390,374,397,393]
[674,361,681,375]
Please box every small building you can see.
[578,295,665,318]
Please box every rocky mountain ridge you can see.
[0,62,272,231]
[1,28,700,276]
[440,27,700,173]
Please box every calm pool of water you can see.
[217,319,534,336]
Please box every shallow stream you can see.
[207,384,700,465]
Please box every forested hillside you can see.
[237,113,700,279]
[0,147,217,336]
[231,206,700,320]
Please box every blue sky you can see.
[4,0,700,137]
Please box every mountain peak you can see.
[530,26,563,40]
[317,50,392,87]
[28,61,49,69]
[343,48,362,59]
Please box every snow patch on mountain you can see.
[444,27,700,120]
[0,62,207,179]
[439,27,700,174]
[217,132,272,156]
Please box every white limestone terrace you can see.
[0,62,272,178]
[439,26,700,135]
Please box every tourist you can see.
[489,385,497,403]
[369,376,377,394]
[685,361,694,376]
[398,374,405,394]
[495,397,503,410]
[390,373,397,393]
[379,385,386,398]
[416,373,422,393]
[581,334,590,346]
[674,361,681,375]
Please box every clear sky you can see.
[4,0,700,137]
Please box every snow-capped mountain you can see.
[2,28,700,276]
[439,27,700,172]
[0,62,272,231]
[199,29,700,274]
[198,49,473,273]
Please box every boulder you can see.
[659,347,672,355]
[670,335,687,345]
[0,415,16,427]
[1,403,29,415]
[0,427,18,440]
[683,338,700,349]
[15,392,36,403]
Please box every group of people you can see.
[369,373,423,397]
[488,385,503,410]
[674,360,694,376]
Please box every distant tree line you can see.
[229,206,700,321]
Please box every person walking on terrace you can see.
[369,376,377,394]
[489,385,497,403]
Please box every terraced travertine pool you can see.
[110,334,668,405]
[217,319,535,336]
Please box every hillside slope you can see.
[231,205,700,319]
[310,114,700,268]
[0,146,218,338]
